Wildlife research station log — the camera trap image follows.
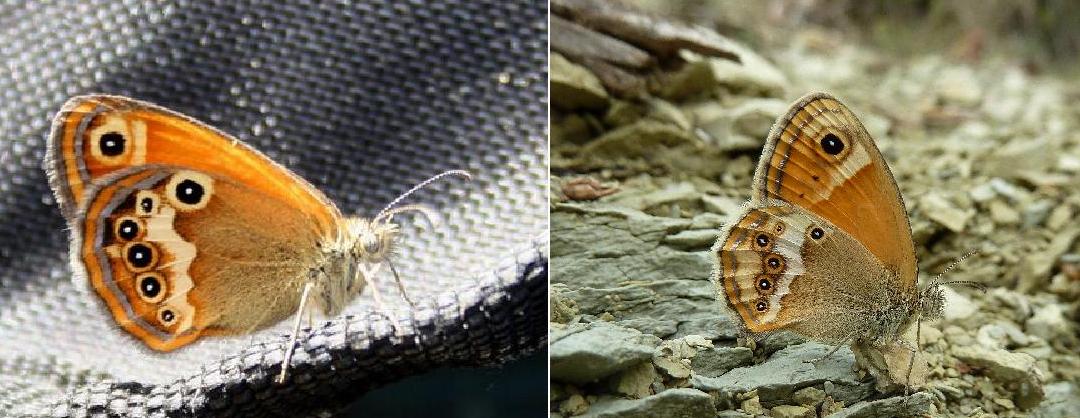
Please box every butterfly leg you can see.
[277,281,314,384]
[386,258,416,307]
[901,314,925,396]
[360,263,404,333]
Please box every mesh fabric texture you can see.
[0,1,548,416]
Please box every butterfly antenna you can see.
[373,170,471,225]
[927,249,986,292]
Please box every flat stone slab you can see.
[582,388,716,418]
[550,322,660,384]
[692,342,874,408]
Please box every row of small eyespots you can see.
[749,224,829,313]
[113,218,177,327]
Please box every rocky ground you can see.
[548,4,1080,417]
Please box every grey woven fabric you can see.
[0,1,548,417]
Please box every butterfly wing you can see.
[751,92,917,284]
[71,165,340,351]
[711,203,896,341]
[46,95,338,235]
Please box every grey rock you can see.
[692,343,874,408]
[715,411,753,418]
[581,388,716,418]
[551,53,609,110]
[550,322,660,384]
[951,345,1045,409]
[662,229,719,250]
[609,182,699,212]
[755,331,809,355]
[1032,382,1080,418]
[617,318,679,339]
[826,392,935,418]
[1025,304,1071,341]
[1019,226,1080,292]
[579,120,700,161]
[792,386,827,406]
[691,346,754,378]
[674,315,741,341]
[701,194,745,217]
[941,287,977,321]
[689,212,728,229]
[608,362,659,399]
[771,404,815,418]
[918,192,972,232]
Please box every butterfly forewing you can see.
[752,93,917,284]
[47,95,342,234]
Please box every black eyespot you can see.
[755,300,768,312]
[160,309,175,324]
[100,132,126,156]
[140,197,154,213]
[757,277,771,290]
[755,234,770,247]
[117,219,139,241]
[767,257,781,269]
[820,133,844,155]
[127,244,153,268]
[175,179,204,205]
[139,275,161,298]
[811,227,825,240]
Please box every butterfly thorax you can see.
[309,217,400,317]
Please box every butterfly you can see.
[45,95,468,382]
[710,92,953,390]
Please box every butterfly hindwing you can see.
[752,92,917,283]
[712,202,898,342]
[73,166,331,350]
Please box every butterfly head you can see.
[347,169,471,262]
[346,217,400,262]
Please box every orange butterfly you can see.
[712,92,947,389]
[45,95,467,382]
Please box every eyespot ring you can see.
[135,191,160,216]
[754,299,768,312]
[762,253,785,274]
[158,307,178,327]
[113,216,143,242]
[122,241,158,272]
[136,272,167,304]
[807,225,827,241]
[165,171,214,212]
[87,116,132,166]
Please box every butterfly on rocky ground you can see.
[711,92,979,391]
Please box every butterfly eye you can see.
[810,227,825,240]
[158,308,177,326]
[820,133,844,155]
[136,272,167,303]
[755,300,768,312]
[99,132,126,156]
